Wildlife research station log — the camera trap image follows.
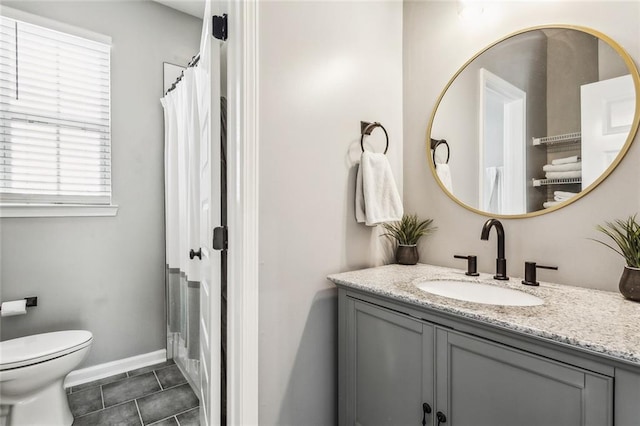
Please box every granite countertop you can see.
[327,263,640,365]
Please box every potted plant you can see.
[592,214,640,301]
[382,214,436,265]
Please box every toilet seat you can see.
[0,330,93,371]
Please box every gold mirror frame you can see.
[426,25,640,219]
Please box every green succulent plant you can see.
[592,214,640,268]
[381,214,436,246]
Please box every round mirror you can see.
[427,25,640,218]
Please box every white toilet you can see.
[0,330,93,426]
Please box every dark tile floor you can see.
[66,360,200,426]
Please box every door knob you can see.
[189,248,202,260]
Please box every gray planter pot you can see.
[396,244,418,265]
[620,266,640,301]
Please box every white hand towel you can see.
[545,170,582,179]
[355,152,403,226]
[436,163,453,192]
[551,155,580,165]
[543,161,582,172]
[355,162,366,223]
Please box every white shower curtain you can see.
[483,166,504,214]
[161,67,204,386]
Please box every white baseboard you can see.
[64,349,167,388]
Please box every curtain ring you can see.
[360,122,389,154]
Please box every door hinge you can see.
[213,14,228,41]
[213,226,228,250]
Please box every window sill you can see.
[0,204,119,218]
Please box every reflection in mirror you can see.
[428,26,639,217]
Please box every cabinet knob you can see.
[422,402,432,425]
[436,411,447,425]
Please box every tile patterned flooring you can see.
[66,360,200,425]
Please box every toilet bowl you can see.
[0,330,93,426]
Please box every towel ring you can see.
[430,138,450,165]
[360,122,389,154]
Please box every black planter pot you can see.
[396,244,419,265]
[619,266,640,301]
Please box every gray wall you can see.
[547,29,598,135]
[599,39,630,80]
[431,30,548,211]
[404,1,640,292]
[257,1,403,424]
[0,1,202,367]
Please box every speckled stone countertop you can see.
[328,263,640,366]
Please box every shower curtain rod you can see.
[165,54,201,95]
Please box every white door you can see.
[479,68,527,214]
[198,2,222,425]
[581,74,635,189]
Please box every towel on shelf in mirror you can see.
[355,151,403,226]
[554,190,578,202]
[543,161,582,172]
[551,155,581,165]
[543,200,562,209]
[545,170,582,179]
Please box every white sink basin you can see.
[416,280,544,306]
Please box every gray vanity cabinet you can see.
[341,297,435,425]
[435,329,612,426]
[340,292,614,426]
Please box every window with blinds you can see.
[0,16,111,205]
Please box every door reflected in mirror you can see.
[428,26,640,217]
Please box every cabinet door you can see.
[341,298,434,426]
[435,328,613,426]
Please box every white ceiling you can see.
[152,0,205,19]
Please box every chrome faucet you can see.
[480,218,509,280]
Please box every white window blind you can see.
[0,16,111,205]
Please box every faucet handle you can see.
[522,261,558,286]
[454,255,480,276]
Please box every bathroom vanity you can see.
[328,264,640,426]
